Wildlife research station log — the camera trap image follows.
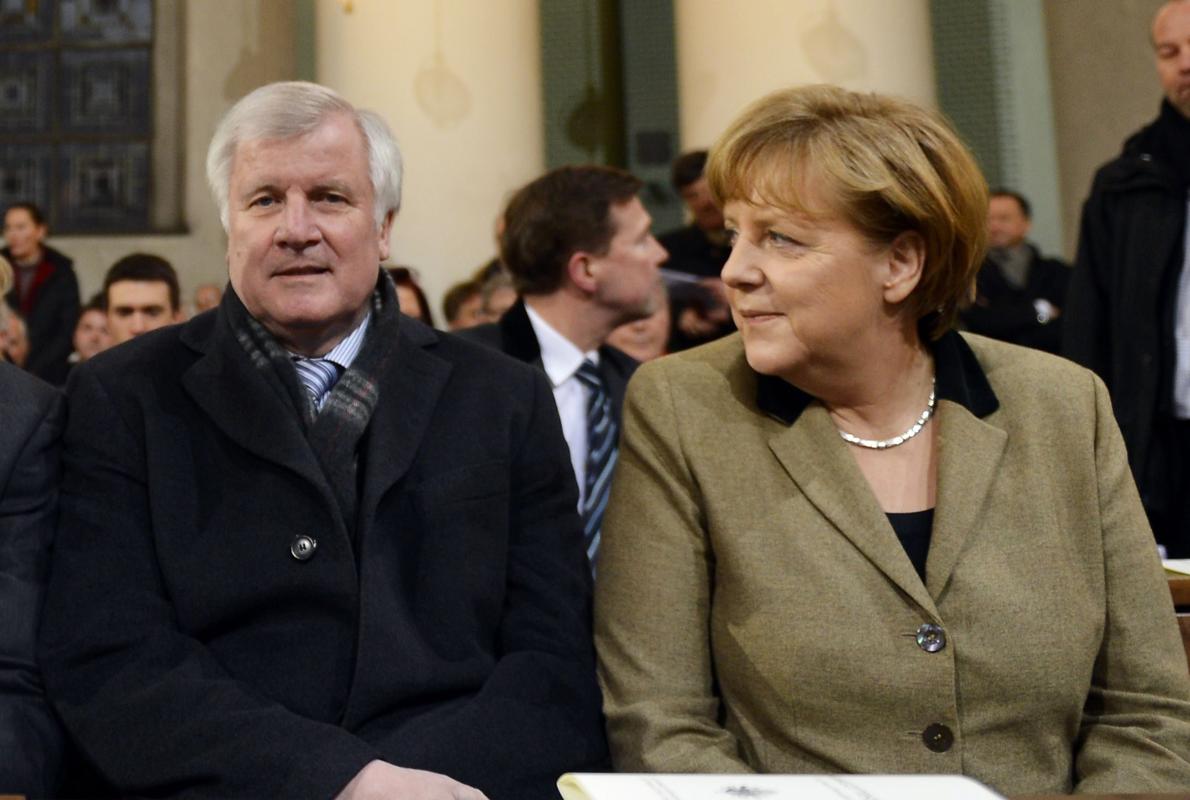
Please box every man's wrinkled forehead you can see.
[231,112,367,172]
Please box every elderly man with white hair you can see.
[38,82,607,799]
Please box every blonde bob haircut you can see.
[706,84,988,340]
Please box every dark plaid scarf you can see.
[225,271,400,531]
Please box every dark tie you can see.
[575,359,617,569]
[292,357,341,412]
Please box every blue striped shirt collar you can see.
[288,310,372,370]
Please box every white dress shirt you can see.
[524,303,599,508]
[1173,193,1190,419]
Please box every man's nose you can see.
[650,236,669,265]
[275,196,322,248]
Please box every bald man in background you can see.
[1064,0,1190,557]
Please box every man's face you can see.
[107,280,179,345]
[193,284,222,313]
[73,308,111,361]
[986,195,1031,249]
[680,177,725,232]
[588,196,668,326]
[225,112,392,356]
[1155,0,1190,118]
[3,208,46,264]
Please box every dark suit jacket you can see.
[38,301,608,799]
[960,244,1070,354]
[0,362,65,797]
[4,246,79,385]
[459,300,637,427]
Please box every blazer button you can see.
[915,623,946,653]
[922,723,954,753]
[290,534,318,561]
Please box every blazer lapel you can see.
[179,312,335,505]
[925,401,1007,598]
[767,404,937,615]
[356,320,452,523]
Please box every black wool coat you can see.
[0,363,66,797]
[1063,102,1189,537]
[38,301,608,799]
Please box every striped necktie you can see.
[575,359,617,569]
[292,356,342,412]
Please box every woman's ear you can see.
[882,230,926,305]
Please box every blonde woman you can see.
[595,85,1190,795]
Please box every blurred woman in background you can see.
[387,266,435,327]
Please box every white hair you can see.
[205,81,403,231]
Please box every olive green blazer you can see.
[595,332,1190,796]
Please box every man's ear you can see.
[567,250,598,294]
[377,211,395,261]
[882,230,926,305]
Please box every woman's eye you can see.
[251,196,275,208]
[725,228,739,246]
[768,230,798,246]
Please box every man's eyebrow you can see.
[310,181,354,196]
[239,182,279,201]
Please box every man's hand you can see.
[697,276,728,308]
[678,278,731,338]
[335,760,490,800]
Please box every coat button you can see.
[290,535,317,561]
[915,623,946,653]
[922,723,954,753]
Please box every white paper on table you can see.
[1164,558,1190,576]
[556,773,1006,800]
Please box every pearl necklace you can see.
[836,380,936,450]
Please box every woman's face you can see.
[396,283,425,323]
[606,285,670,362]
[721,196,894,382]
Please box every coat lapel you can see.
[356,319,452,523]
[767,403,938,615]
[925,401,1007,598]
[597,345,635,422]
[498,300,544,367]
[179,312,336,507]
